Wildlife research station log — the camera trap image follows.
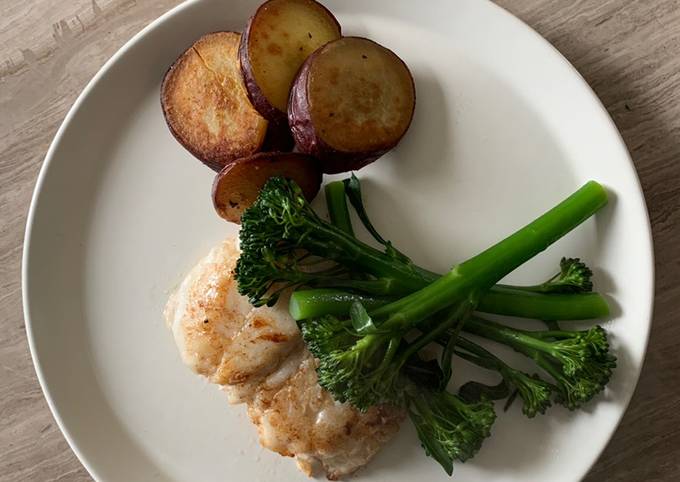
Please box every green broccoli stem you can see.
[428,329,511,377]
[282,272,407,296]
[289,289,390,320]
[495,283,553,294]
[463,317,559,354]
[342,174,604,312]
[450,335,555,417]
[458,320,576,398]
[528,329,587,340]
[477,286,609,319]
[300,181,609,321]
[375,336,401,373]
[461,317,583,374]
[525,352,571,388]
[325,181,354,236]
[301,220,434,295]
[481,338,567,394]
[371,181,608,331]
[398,305,469,365]
[450,336,511,373]
[296,182,611,320]
[288,287,609,321]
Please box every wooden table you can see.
[1,1,678,480]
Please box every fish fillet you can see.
[165,236,403,478]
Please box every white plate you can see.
[22,0,654,481]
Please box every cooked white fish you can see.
[165,237,403,479]
[164,238,299,389]
[248,351,403,479]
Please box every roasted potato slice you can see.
[161,32,268,171]
[239,0,341,122]
[289,37,416,174]
[212,152,322,223]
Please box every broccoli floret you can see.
[408,386,496,475]
[453,336,553,418]
[300,313,404,409]
[462,317,616,410]
[549,363,612,410]
[300,303,467,410]
[502,371,554,417]
[551,257,594,293]
[236,177,430,306]
[506,257,594,294]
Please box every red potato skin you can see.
[212,152,322,223]
[288,37,416,174]
[238,0,341,124]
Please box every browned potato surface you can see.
[212,152,322,223]
[289,37,416,173]
[239,0,341,122]
[161,32,268,171]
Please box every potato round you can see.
[239,0,341,122]
[161,32,268,172]
[212,152,322,223]
[289,37,416,174]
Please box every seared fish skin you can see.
[165,237,403,479]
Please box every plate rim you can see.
[21,0,655,480]
[21,1,204,480]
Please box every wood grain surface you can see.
[0,1,678,480]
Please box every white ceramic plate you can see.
[23,0,654,481]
